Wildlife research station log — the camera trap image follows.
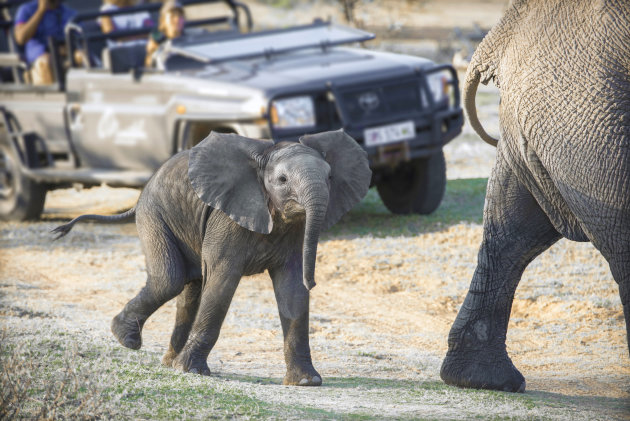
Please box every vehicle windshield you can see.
[167,22,374,64]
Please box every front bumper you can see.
[272,105,463,170]
[345,106,463,169]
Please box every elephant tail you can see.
[463,67,499,147]
[51,207,136,240]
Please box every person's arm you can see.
[100,16,115,34]
[14,0,48,46]
[145,37,158,67]
[98,4,116,34]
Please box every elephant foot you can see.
[440,349,525,393]
[172,350,211,376]
[111,311,144,350]
[161,348,178,367]
[283,365,322,386]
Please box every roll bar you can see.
[65,0,252,68]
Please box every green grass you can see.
[475,91,501,107]
[324,178,488,239]
[3,325,627,420]
[409,387,539,411]
[107,358,273,419]
[325,377,429,390]
[1,331,272,419]
[258,0,297,9]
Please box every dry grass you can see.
[0,330,117,420]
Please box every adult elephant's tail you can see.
[463,68,499,147]
[51,207,136,240]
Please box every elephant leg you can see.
[278,309,321,386]
[609,257,630,356]
[171,270,241,375]
[111,226,189,350]
[270,263,321,386]
[162,279,202,367]
[440,152,561,392]
[588,233,630,356]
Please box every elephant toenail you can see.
[189,368,199,374]
[124,334,141,350]
[312,376,321,384]
[299,378,309,385]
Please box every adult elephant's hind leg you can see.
[589,224,630,357]
[440,155,561,392]
[111,224,189,350]
[608,255,630,357]
[162,279,202,367]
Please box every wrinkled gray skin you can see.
[440,0,630,392]
[54,130,371,386]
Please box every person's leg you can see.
[26,40,54,85]
[31,53,54,85]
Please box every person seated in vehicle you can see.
[99,0,152,46]
[144,0,185,67]
[13,0,76,85]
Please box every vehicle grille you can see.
[336,79,422,126]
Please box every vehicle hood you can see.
[175,47,436,96]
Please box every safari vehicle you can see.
[0,0,463,221]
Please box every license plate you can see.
[364,120,415,147]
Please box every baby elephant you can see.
[54,130,371,386]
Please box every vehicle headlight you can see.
[425,72,449,104]
[270,96,315,129]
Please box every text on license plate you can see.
[364,121,415,147]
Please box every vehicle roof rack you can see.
[166,20,374,65]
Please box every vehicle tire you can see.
[376,151,446,215]
[0,138,47,221]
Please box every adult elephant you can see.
[440,0,630,392]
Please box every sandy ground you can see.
[249,0,509,30]
[1,1,629,418]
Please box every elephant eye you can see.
[278,175,287,183]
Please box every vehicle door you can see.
[65,67,176,171]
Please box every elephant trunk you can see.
[464,60,500,147]
[299,183,329,291]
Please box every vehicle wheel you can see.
[0,139,47,221]
[376,151,446,215]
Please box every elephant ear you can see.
[188,132,273,234]
[299,130,372,230]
